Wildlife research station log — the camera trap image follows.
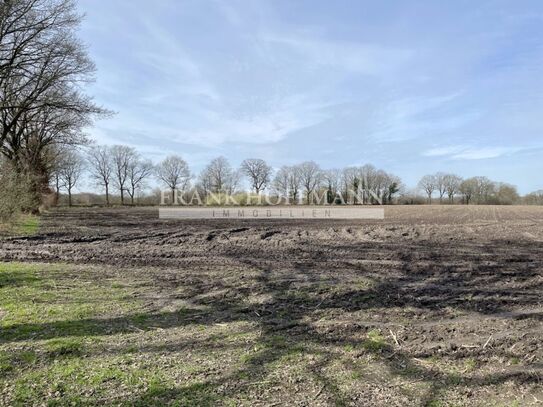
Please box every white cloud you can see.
[452,147,519,160]
[423,145,522,160]
[263,34,413,75]
[423,145,467,157]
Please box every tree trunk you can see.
[55,176,60,204]
[68,189,72,207]
[171,187,175,205]
[120,189,124,205]
[105,184,109,206]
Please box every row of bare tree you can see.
[55,146,402,206]
[418,173,520,205]
[0,0,108,214]
[52,147,533,206]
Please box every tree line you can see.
[0,0,107,221]
[52,146,538,207]
[417,172,521,205]
[54,146,402,206]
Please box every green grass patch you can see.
[45,338,84,358]
[362,329,388,352]
[0,213,40,235]
[0,262,144,341]
[15,214,40,235]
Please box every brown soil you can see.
[1,205,543,406]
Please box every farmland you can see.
[1,206,543,406]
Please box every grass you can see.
[0,261,536,406]
[0,262,249,406]
[0,213,39,236]
[15,214,40,235]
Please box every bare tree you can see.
[155,155,191,204]
[0,0,109,211]
[323,169,342,204]
[524,190,543,205]
[418,175,437,203]
[297,161,322,205]
[380,172,402,204]
[203,156,234,193]
[341,167,359,204]
[272,166,290,198]
[272,166,301,203]
[240,158,272,194]
[87,145,113,205]
[197,168,213,199]
[443,174,462,203]
[127,158,154,205]
[495,183,519,205]
[58,150,83,207]
[434,172,448,203]
[459,178,478,205]
[111,145,137,205]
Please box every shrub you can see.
[0,161,35,224]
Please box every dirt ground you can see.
[1,205,543,406]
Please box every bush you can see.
[0,162,36,224]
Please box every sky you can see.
[78,0,543,194]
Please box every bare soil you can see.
[1,205,543,406]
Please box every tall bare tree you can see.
[272,166,301,203]
[418,174,437,203]
[155,155,190,204]
[443,174,462,203]
[127,158,153,205]
[297,161,322,205]
[0,0,108,210]
[323,169,342,204]
[58,149,83,207]
[434,172,447,203]
[341,167,359,204]
[202,156,235,194]
[240,158,272,194]
[87,145,113,205]
[459,178,478,205]
[111,145,137,205]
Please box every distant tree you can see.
[360,164,381,204]
[459,177,478,205]
[87,146,113,205]
[341,167,359,204]
[495,183,519,205]
[418,175,437,203]
[240,158,272,194]
[58,150,84,207]
[322,169,342,204]
[272,166,290,198]
[475,176,496,204]
[202,156,236,194]
[297,161,322,204]
[382,173,402,204]
[434,172,448,203]
[111,145,137,205]
[155,155,191,205]
[127,159,154,205]
[443,174,463,203]
[49,146,70,204]
[524,190,543,205]
[272,166,301,203]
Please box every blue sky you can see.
[78,0,543,193]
